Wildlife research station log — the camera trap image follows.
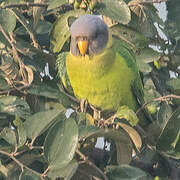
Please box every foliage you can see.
[0,0,180,179]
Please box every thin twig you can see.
[41,167,49,178]
[129,0,168,7]
[7,8,39,48]
[0,24,11,43]
[0,149,43,178]
[0,25,24,78]
[76,149,108,180]
[0,84,31,95]
[61,88,80,103]
[136,94,180,114]
[154,94,180,101]
[1,2,48,9]
[0,23,31,85]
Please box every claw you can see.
[80,99,88,112]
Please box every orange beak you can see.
[77,40,88,56]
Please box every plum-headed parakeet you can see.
[66,14,143,119]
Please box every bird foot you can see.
[96,114,116,128]
[80,99,88,113]
[90,104,101,120]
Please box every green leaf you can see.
[50,10,85,53]
[0,96,31,119]
[135,48,161,63]
[98,0,131,24]
[35,20,52,34]
[111,24,149,49]
[116,106,139,126]
[79,125,104,140]
[56,52,74,94]
[27,83,62,99]
[48,0,67,10]
[47,159,78,180]
[116,141,132,165]
[24,108,66,140]
[0,77,9,90]
[79,125,133,164]
[167,78,180,91]
[136,60,152,73]
[117,122,142,151]
[15,20,52,35]
[144,87,161,103]
[157,103,173,131]
[157,107,180,156]
[44,118,78,169]
[0,127,17,147]
[0,9,16,32]
[106,165,153,180]
[19,169,42,180]
[13,116,27,148]
[56,52,68,78]
[129,3,162,38]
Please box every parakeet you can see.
[66,14,143,116]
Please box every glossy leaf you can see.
[135,48,161,63]
[116,141,132,165]
[0,9,16,32]
[24,108,66,140]
[27,83,62,99]
[44,118,78,169]
[157,107,180,155]
[98,0,131,24]
[117,122,142,151]
[0,96,31,119]
[0,127,17,147]
[48,0,67,10]
[79,125,133,164]
[13,116,27,148]
[106,165,153,180]
[47,159,78,180]
[167,78,180,91]
[111,24,149,49]
[19,169,42,180]
[0,77,9,90]
[157,103,172,131]
[136,60,152,73]
[16,20,52,35]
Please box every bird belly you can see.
[66,53,136,111]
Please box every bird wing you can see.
[112,37,144,107]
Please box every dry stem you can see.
[136,94,180,115]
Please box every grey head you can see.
[70,14,108,56]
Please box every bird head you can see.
[70,14,109,56]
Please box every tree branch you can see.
[0,84,31,95]
[1,2,48,9]
[136,94,180,115]
[0,149,43,178]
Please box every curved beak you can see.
[77,40,88,56]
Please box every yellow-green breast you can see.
[66,46,136,112]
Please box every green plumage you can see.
[66,36,143,112]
